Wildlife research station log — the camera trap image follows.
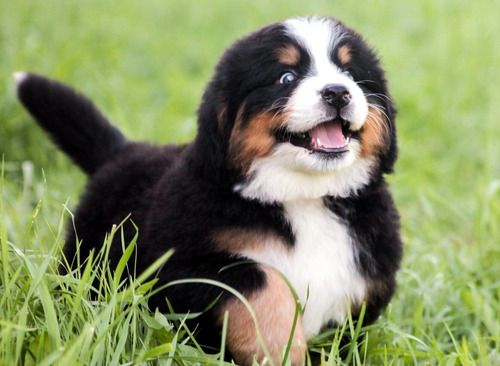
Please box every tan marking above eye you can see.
[276,45,300,66]
[219,266,306,366]
[337,45,352,65]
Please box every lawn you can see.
[1,0,499,364]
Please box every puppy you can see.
[16,16,402,366]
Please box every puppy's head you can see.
[197,16,396,203]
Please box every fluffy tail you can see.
[15,72,126,175]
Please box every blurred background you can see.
[1,0,499,362]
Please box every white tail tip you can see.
[13,71,29,85]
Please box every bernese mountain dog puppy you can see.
[16,16,402,366]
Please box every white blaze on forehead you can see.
[283,17,368,132]
[284,17,344,76]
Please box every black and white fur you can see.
[16,16,402,366]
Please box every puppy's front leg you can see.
[220,267,306,366]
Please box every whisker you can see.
[368,103,391,125]
[366,103,391,135]
[271,107,287,123]
[356,79,377,85]
[364,114,385,143]
[266,97,291,122]
[365,93,392,102]
[267,97,290,112]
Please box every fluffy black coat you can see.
[17,16,402,365]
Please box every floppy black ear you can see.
[191,75,235,179]
[191,39,253,176]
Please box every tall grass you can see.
[0,174,204,365]
[1,0,500,364]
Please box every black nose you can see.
[320,84,352,109]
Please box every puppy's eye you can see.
[342,70,354,80]
[279,72,296,84]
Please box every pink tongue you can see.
[308,120,345,149]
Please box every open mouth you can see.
[277,119,353,154]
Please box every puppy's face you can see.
[200,17,396,203]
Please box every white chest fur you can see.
[240,198,367,339]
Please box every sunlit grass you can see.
[1,0,500,364]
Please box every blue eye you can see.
[342,70,354,80]
[279,72,296,84]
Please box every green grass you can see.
[1,0,500,364]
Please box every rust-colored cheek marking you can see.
[276,45,300,66]
[360,106,389,158]
[220,267,306,366]
[228,111,283,173]
[337,45,352,65]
